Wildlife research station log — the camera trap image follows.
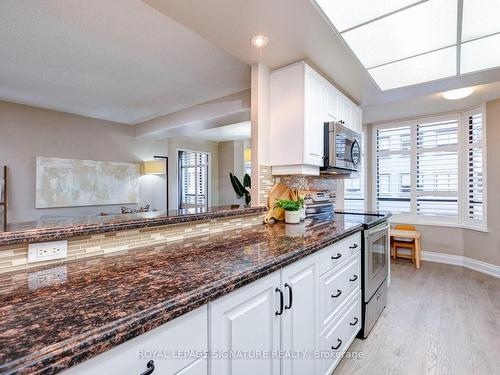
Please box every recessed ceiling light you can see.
[443,87,474,100]
[250,34,269,48]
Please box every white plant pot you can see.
[285,210,301,224]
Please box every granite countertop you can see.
[0,212,394,375]
[0,205,266,246]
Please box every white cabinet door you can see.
[63,306,208,375]
[325,85,339,122]
[338,96,352,129]
[210,272,281,375]
[304,66,325,166]
[281,255,318,375]
[352,106,363,134]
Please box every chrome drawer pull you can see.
[349,317,359,326]
[349,275,358,282]
[331,339,342,350]
[139,360,155,375]
[331,253,342,260]
[331,289,342,298]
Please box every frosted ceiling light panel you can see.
[461,33,500,74]
[342,0,457,68]
[315,0,421,32]
[462,0,500,41]
[368,46,456,90]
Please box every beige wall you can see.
[218,140,245,205]
[363,99,500,266]
[0,101,167,222]
[167,136,219,210]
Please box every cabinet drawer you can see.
[318,232,361,276]
[64,306,208,375]
[319,254,360,328]
[320,291,362,375]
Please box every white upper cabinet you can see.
[270,61,362,176]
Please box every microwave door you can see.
[335,132,347,168]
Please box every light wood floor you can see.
[335,260,500,375]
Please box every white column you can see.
[251,63,272,207]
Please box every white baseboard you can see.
[421,251,500,278]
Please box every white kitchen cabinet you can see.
[281,254,319,375]
[352,105,363,134]
[63,306,208,375]
[270,61,362,176]
[325,85,339,122]
[319,291,362,375]
[270,61,326,175]
[210,272,281,375]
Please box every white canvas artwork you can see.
[36,157,140,208]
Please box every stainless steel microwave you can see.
[321,121,361,174]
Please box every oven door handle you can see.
[365,223,389,238]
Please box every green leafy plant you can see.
[275,199,301,211]
[230,172,251,205]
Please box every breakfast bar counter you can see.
[0,213,386,374]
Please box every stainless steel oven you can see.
[362,221,389,338]
[321,122,361,173]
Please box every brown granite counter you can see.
[0,214,372,374]
[0,205,266,246]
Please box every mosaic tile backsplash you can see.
[0,213,264,274]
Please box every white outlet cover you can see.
[28,240,68,263]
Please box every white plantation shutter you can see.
[375,126,411,213]
[464,109,486,226]
[344,132,365,211]
[416,118,459,218]
[178,151,209,209]
[372,106,486,229]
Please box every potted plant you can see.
[290,190,306,221]
[276,199,301,224]
[229,172,251,205]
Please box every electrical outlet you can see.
[28,240,68,263]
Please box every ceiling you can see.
[315,0,500,90]
[0,0,498,128]
[145,0,500,119]
[0,0,250,124]
[195,121,251,142]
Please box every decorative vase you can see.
[285,210,301,224]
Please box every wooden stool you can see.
[390,225,422,269]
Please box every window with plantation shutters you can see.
[372,105,487,230]
[178,150,209,209]
[416,118,459,218]
[464,110,486,225]
[375,126,411,214]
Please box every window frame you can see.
[371,106,487,231]
[344,130,367,211]
[177,149,211,210]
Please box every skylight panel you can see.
[461,33,500,74]
[462,0,500,41]
[342,0,457,68]
[315,0,421,32]
[368,47,456,90]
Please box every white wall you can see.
[0,101,167,222]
